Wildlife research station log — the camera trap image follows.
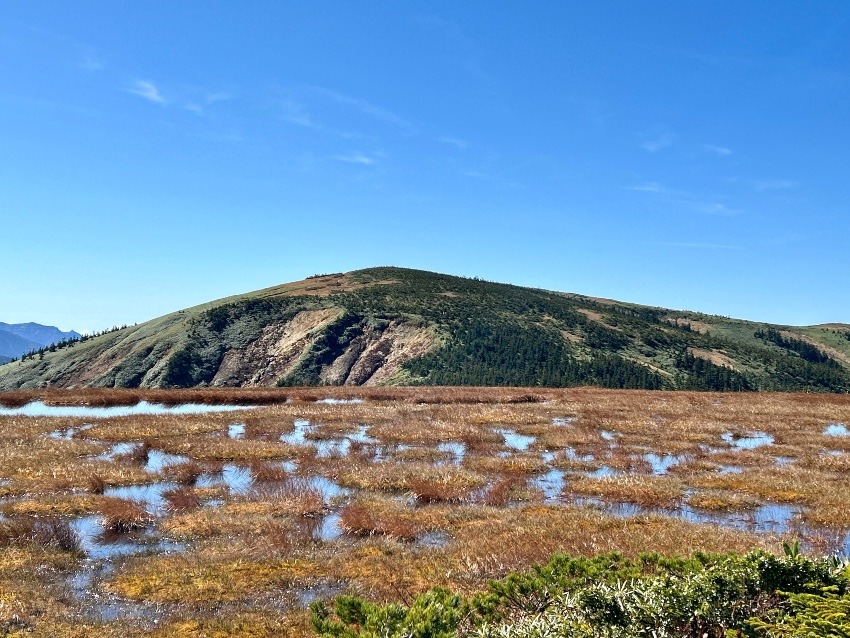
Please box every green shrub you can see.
[311,549,849,638]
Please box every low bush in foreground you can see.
[311,544,850,637]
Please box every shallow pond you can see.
[436,441,467,464]
[496,429,535,451]
[644,453,685,475]
[825,423,849,436]
[722,431,774,450]
[48,424,93,439]
[70,515,184,560]
[2,400,255,418]
[533,468,566,502]
[103,482,179,516]
[280,419,311,445]
[196,465,254,494]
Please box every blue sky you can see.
[2,2,849,332]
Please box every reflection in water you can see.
[644,453,685,475]
[103,483,179,516]
[497,429,535,451]
[825,423,849,436]
[722,431,774,450]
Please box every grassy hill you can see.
[1,267,849,391]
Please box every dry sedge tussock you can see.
[482,475,538,507]
[325,504,772,601]
[569,475,685,508]
[155,436,300,461]
[98,497,152,533]
[336,460,486,500]
[148,612,311,638]
[105,553,320,604]
[247,480,326,517]
[691,466,839,504]
[687,490,762,511]
[163,487,202,513]
[340,498,420,540]
[0,494,106,517]
[0,515,80,553]
[465,452,548,476]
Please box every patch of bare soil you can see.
[780,330,850,366]
[354,322,436,386]
[212,308,343,386]
[688,347,739,371]
[664,317,712,334]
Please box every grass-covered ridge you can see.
[1,267,849,391]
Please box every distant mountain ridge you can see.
[0,322,81,359]
[0,267,848,391]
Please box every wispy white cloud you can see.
[628,180,740,216]
[703,144,733,156]
[184,91,233,116]
[642,133,672,152]
[627,181,666,193]
[310,86,413,132]
[694,202,739,217]
[334,152,376,165]
[438,135,468,149]
[754,179,798,191]
[204,92,231,105]
[126,80,165,104]
[278,96,317,128]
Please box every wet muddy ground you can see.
[1,388,849,636]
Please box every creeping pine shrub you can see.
[747,587,850,637]
[311,589,466,638]
[311,549,849,638]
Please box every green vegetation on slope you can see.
[1,267,849,391]
[311,545,850,638]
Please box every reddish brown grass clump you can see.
[98,498,151,533]
[249,480,325,517]
[87,474,106,494]
[339,500,418,540]
[0,515,80,553]
[167,461,206,486]
[163,487,201,513]
[409,477,473,504]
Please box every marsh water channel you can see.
[1,390,850,632]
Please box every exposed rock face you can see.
[347,320,435,386]
[210,310,436,387]
[212,309,342,386]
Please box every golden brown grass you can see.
[568,475,685,508]
[3,387,850,635]
[687,490,762,511]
